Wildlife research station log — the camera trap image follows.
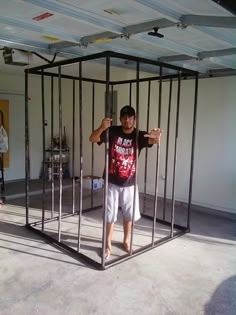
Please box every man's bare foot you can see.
[123,242,130,253]
[105,248,111,260]
[105,243,111,260]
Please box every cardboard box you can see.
[83,175,103,190]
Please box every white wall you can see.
[194,77,236,213]
[0,67,235,214]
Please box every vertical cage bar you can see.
[170,72,181,237]
[41,71,46,231]
[77,62,83,252]
[129,82,132,106]
[72,79,76,214]
[130,61,140,255]
[187,74,199,229]
[91,83,95,208]
[58,66,63,242]
[152,67,162,245]
[163,79,172,220]
[50,77,55,218]
[25,71,30,225]
[102,56,110,268]
[111,85,114,119]
[143,80,151,213]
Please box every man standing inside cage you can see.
[89,105,162,259]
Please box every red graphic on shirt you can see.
[109,136,136,179]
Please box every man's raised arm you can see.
[89,118,112,143]
[144,128,163,145]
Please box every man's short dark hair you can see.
[120,105,135,117]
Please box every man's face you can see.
[120,114,135,131]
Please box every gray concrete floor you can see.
[0,180,235,315]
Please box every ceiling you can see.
[0,0,235,77]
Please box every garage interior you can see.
[0,1,235,314]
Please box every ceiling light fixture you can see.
[148,27,164,38]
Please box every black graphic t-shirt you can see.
[99,126,152,187]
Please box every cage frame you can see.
[25,50,198,270]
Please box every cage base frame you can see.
[26,207,189,270]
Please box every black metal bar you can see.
[50,77,55,219]
[28,51,111,72]
[111,73,191,86]
[58,66,63,242]
[29,203,187,232]
[111,85,114,118]
[26,212,188,271]
[29,69,195,85]
[107,51,198,73]
[30,205,103,226]
[102,57,111,265]
[187,74,199,229]
[26,225,103,270]
[27,70,107,84]
[77,62,83,252]
[130,61,140,255]
[72,79,76,215]
[41,71,46,231]
[152,67,162,245]
[141,213,188,231]
[24,51,196,271]
[104,229,188,269]
[163,79,172,220]
[25,71,30,225]
[28,50,197,74]
[143,81,151,213]
[170,72,181,237]
[91,83,95,209]
[102,55,110,268]
[129,82,132,106]
[158,68,162,128]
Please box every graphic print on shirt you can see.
[110,136,136,179]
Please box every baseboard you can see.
[139,193,236,221]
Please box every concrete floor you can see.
[0,180,235,315]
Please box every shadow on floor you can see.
[204,275,236,315]
[3,180,236,246]
[0,219,95,269]
[189,210,236,243]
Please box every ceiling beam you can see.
[80,32,120,46]
[199,47,236,59]
[159,47,236,62]
[209,68,236,77]
[158,55,196,62]
[158,48,236,70]
[49,41,80,52]
[136,33,198,57]
[4,0,235,73]
[17,0,236,60]
[180,15,236,28]
[49,19,179,52]
[209,56,236,69]
[134,0,235,45]
[123,18,176,35]
[0,35,78,59]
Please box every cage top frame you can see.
[26,50,198,83]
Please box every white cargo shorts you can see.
[106,183,141,223]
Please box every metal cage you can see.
[25,51,198,270]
